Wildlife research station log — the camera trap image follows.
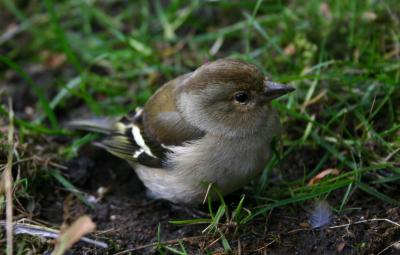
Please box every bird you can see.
[67,59,294,205]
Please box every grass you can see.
[1,0,399,253]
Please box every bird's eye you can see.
[234,92,249,104]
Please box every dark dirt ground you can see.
[39,146,400,254]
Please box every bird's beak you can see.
[262,80,295,100]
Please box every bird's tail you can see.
[65,116,142,163]
[65,117,118,134]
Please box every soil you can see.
[37,146,400,255]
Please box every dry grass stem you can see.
[3,99,15,255]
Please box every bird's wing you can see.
[140,74,205,146]
[66,114,160,166]
[97,110,167,168]
[86,74,204,168]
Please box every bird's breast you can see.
[133,130,275,204]
[134,110,281,204]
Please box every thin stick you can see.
[287,218,400,234]
[5,99,15,255]
[328,218,400,229]
[250,240,276,253]
[377,240,400,255]
[0,221,108,249]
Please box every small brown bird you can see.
[68,59,294,204]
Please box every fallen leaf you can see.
[308,168,340,186]
[284,43,296,56]
[41,51,67,69]
[52,215,96,255]
[299,222,310,228]
[362,11,377,22]
[336,241,346,252]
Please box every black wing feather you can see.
[67,110,166,168]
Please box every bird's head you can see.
[176,59,294,137]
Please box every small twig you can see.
[0,220,108,249]
[383,147,400,162]
[0,157,35,172]
[250,240,276,253]
[286,228,308,234]
[328,218,400,229]
[47,161,68,170]
[286,218,400,234]
[206,236,222,249]
[32,155,68,170]
[4,99,15,255]
[377,240,400,255]
[113,235,205,255]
